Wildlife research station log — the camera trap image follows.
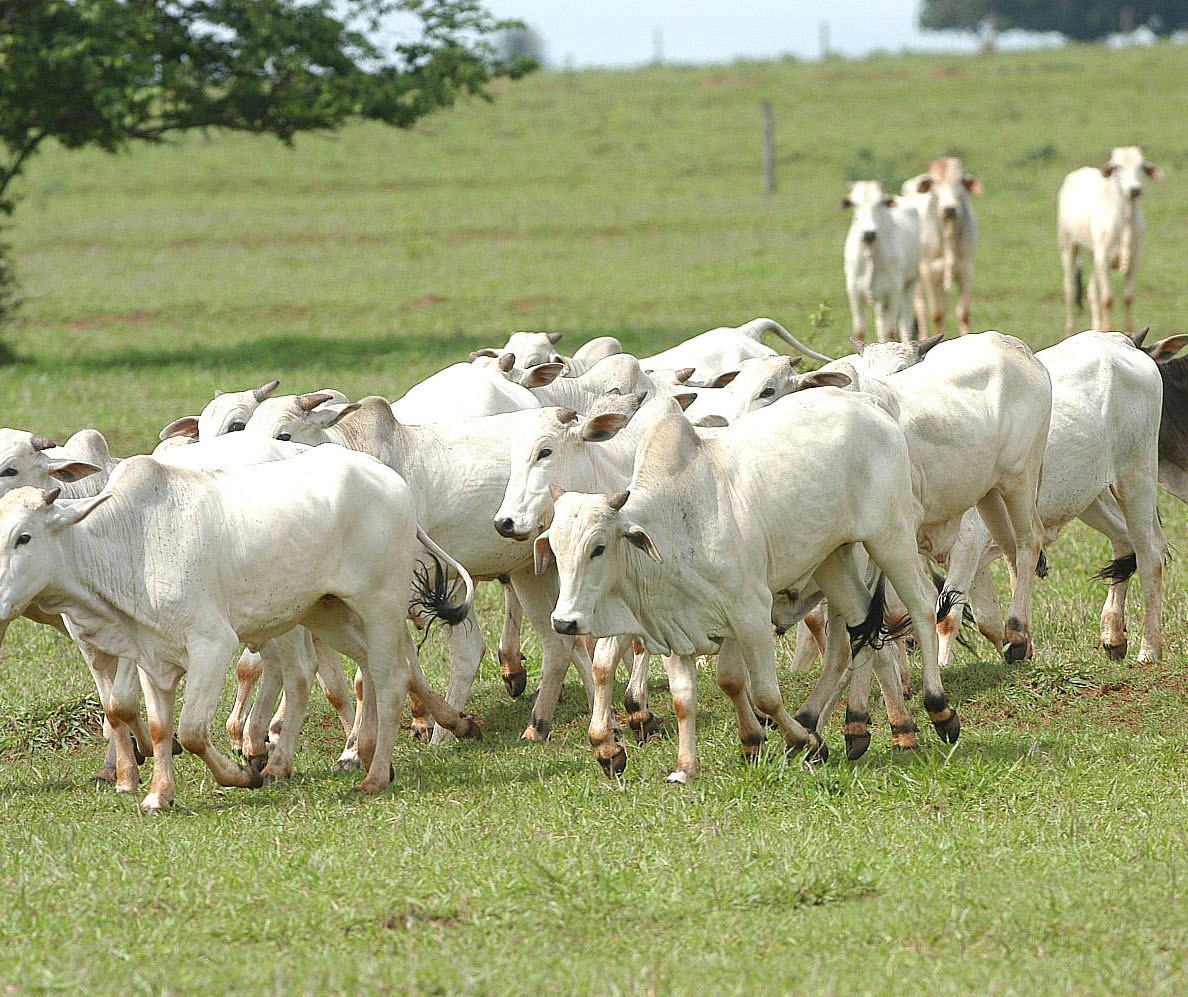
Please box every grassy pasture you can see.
[1,43,1187,994]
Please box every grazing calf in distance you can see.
[1058,145,1164,336]
[901,157,982,336]
[842,180,922,343]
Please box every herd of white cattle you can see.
[0,150,1182,811]
[842,145,1164,344]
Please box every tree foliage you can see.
[0,0,533,327]
[918,0,1188,40]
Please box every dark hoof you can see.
[807,737,829,765]
[457,715,483,740]
[845,731,871,761]
[242,765,265,789]
[628,712,663,743]
[598,745,628,778]
[171,735,184,756]
[932,711,961,744]
[1103,641,1127,661]
[93,766,118,785]
[1004,640,1030,664]
[246,754,269,775]
[502,670,528,699]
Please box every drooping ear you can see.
[623,523,663,563]
[254,379,281,402]
[841,197,853,209]
[159,416,199,442]
[914,177,933,194]
[883,195,898,208]
[469,349,499,362]
[963,175,983,194]
[582,411,632,442]
[1144,162,1165,181]
[694,415,729,428]
[533,531,554,575]
[522,362,565,389]
[1101,162,1116,177]
[546,332,564,345]
[1142,334,1188,364]
[709,370,740,389]
[918,332,946,357]
[548,483,566,501]
[797,370,851,391]
[308,401,361,430]
[45,490,111,529]
[673,392,697,411]
[850,337,866,355]
[45,458,103,484]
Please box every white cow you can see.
[839,331,1051,666]
[934,331,1166,666]
[470,332,623,374]
[639,317,834,378]
[901,157,982,336]
[841,180,922,343]
[158,379,283,442]
[390,362,538,424]
[245,394,598,744]
[1058,146,1164,336]
[536,390,956,784]
[0,444,480,812]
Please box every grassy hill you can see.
[1,43,1187,994]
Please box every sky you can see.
[477,1,1063,68]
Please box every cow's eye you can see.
[591,544,605,559]
[277,433,292,442]
[0,467,16,477]
[759,386,776,398]
[536,447,552,461]
[229,421,246,433]
[15,534,30,547]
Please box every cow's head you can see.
[495,394,646,541]
[843,180,894,244]
[1102,145,1164,200]
[927,157,982,220]
[850,333,945,377]
[244,392,362,445]
[537,489,656,638]
[0,486,110,623]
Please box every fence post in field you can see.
[762,101,776,193]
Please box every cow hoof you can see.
[665,769,693,785]
[140,792,172,814]
[456,715,483,740]
[355,777,388,795]
[932,711,961,744]
[1004,640,1031,664]
[93,765,118,786]
[521,717,551,742]
[845,731,871,762]
[629,712,663,743]
[502,671,528,699]
[598,745,628,778]
[808,737,829,766]
[241,765,265,790]
[1103,640,1127,661]
[334,755,363,772]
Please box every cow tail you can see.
[1093,553,1137,584]
[744,317,836,364]
[410,528,475,629]
[847,573,909,654]
[1074,265,1085,311]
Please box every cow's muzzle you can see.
[552,616,580,635]
[493,517,527,540]
[861,230,877,245]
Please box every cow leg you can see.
[872,641,920,754]
[789,608,827,673]
[138,666,182,813]
[176,634,265,795]
[354,626,410,795]
[429,608,486,745]
[624,636,660,742]
[87,649,141,795]
[1090,249,1111,331]
[404,632,482,742]
[259,629,317,782]
[589,636,627,777]
[1060,243,1080,337]
[226,648,262,755]
[242,647,283,767]
[498,579,528,698]
[977,489,1041,663]
[715,637,770,766]
[660,653,700,784]
[335,666,365,771]
[956,262,973,335]
[936,510,995,669]
[1122,255,1138,334]
[313,635,355,741]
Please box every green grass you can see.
[1,43,1188,994]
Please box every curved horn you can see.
[607,490,630,511]
[42,486,61,505]
[29,435,59,452]
[297,392,334,412]
[253,379,281,402]
[557,408,579,424]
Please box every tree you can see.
[0,0,534,330]
[918,1,1188,41]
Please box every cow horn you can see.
[607,490,630,511]
[498,353,516,372]
[42,486,61,505]
[254,379,281,402]
[298,392,334,412]
[557,408,578,424]
[547,332,564,344]
[29,435,59,452]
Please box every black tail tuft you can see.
[1093,553,1137,584]
[936,586,963,623]
[1074,265,1084,311]
[1036,548,1049,578]
[409,553,470,636]
[847,575,888,654]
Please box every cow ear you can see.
[1142,334,1188,364]
[963,175,983,194]
[159,416,199,442]
[850,337,866,355]
[709,370,740,389]
[1144,162,1165,181]
[533,531,554,575]
[694,415,729,428]
[46,491,111,529]
[522,362,565,389]
[1101,163,1116,177]
[915,177,933,193]
[310,402,361,429]
[45,459,103,484]
[623,524,663,563]
[548,483,566,501]
[582,411,632,442]
[797,371,851,391]
[884,196,898,207]
[841,197,853,209]
[918,333,946,357]
[673,392,697,411]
